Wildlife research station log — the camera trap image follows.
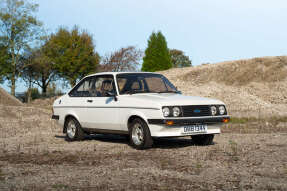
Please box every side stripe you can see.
[53,106,160,110]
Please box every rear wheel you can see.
[191,134,214,145]
[65,117,85,141]
[129,118,153,149]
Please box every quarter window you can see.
[69,77,94,97]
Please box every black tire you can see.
[129,118,153,149]
[65,117,85,141]
[191,134,214,145]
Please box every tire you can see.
[191,134,214,145]
[129,118,153,149]
[65,117,85,141]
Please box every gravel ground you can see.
[0,106,286,191]
[0,56,287,190]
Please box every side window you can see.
[117,78,127,93]
[90,75,116,97]
[69,77,94,97]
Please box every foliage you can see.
[142,31,172,72]
[0,0,42,95]
[169,49,192,68]
[0,44,10,83]
[24,87,40,100]
[100,46,142,72]
[22,45,57,95]
[45,26,100,87]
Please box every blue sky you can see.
[2,0,287,92]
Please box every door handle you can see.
[87,100,93,103]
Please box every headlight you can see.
[219,106,226,115]
[210,106,217,116]
[172,107,181,117]
[162,107,170,117]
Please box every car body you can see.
[52,72,230,149]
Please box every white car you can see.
[52,72,230,149]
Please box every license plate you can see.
[182,124,207,134]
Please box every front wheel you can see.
[65,117,85,141]
[191,134,214,145]
[129,118,153,149]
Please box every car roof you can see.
[85,71,158,78]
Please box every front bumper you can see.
[148,116,230,126]
[147,116,230,137]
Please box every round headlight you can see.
[172,107,181,117]
[210,106,217,116]
[219,106,226,115]
[162,107,170,117]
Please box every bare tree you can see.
[100,46,143,72]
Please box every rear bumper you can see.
[148,116,230,126]
[51,115,59,120]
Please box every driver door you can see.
[83,75,120,130]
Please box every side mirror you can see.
[175,87,182,94]
[106,91,118,101]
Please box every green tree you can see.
[142,31,172,72]
[24,87,40,101]
[0,0,42,96]
[45,26,100,87]
[22,46,57,96]
[21,53,35,103]
[0,44,10,83]
[169,49,192,68]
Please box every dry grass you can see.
[222,116,287,134]
[0,88,23,106]
[181,56,287,86]
[159,56,287,118]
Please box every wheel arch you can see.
[127,115,148,131]
[63,114,80,133]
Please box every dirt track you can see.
[0,106,286,190]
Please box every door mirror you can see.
[106,91,118,101]
[106,91,115,96]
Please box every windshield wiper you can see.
[125,90,181,94]
[125,90,144,95]
[155,90,181,94]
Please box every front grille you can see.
[181,105,211,117]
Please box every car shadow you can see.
[55,134,215,149]
[54,135,66,139]
[152,137,215,149]
[86,134,129,145]
[55,134,129,145]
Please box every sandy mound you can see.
[27,96,59,110]
[159,56,287,117]
[0,87,23,106]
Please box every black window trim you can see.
[68,76,93,97]
[68,74,118,97]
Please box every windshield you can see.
[116,73,178,95]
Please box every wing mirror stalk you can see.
[106,92,118,102]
